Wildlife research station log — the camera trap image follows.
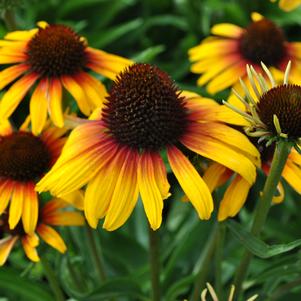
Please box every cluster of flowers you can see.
[1,0,301,266]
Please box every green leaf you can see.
[79,278,148,301]
[90,19,143,48]
[227,220,301,258]
[132,45,165,63]
[0,267,53,301]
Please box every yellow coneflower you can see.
[0,118,66,234]
[0,197,84,265]
[37,63,259,231]
[215,62,301,220]
[0,21,132,134]
[188,13,301,94]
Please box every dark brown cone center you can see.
[27,24,87,77]
[0,132,51,182]
[102,63,188,151]
[239,19,286,66]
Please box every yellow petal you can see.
[138,152,164,230]
[4,29,38,41]
[21,235,40,262]
[48,78,64,128]
[152,152,170,200]
[59,190,84,210]
[0,236,18,265]
[0,181,13,215]
[22,184,38,234]
[0,73,39,120]
[86,48,133,80]
[37,123,116,196]
[272,181,285,204]
[43,211,85,226]
[37,224,67,253]
[167,146,213,219]
[9,184,24,230]
[61,75,92,116]
[103,148,139,231]
[182,132,256,185]
[211,23,243,38]
[0,64,28,90]
[282,161,301,194]
[279,0,301,11]
[74,72,107,109]
[85,148,126,228]
[30,79,48,135]
[218,176,251,221]
[203,163,230,192]
[188,40,237,62]
[207,62,246,94]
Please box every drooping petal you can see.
[36,122,117,196]
[22,183,38,234]
[138,152,165,230]
[152,152,170,200]
[203,163,231,192]
[86,48,133,80]
[37,224,67,253]
[0,64,29,89]
[187,122,260,166]
[84,147,126,228]
[181,131,256,185]
[21,235,40,262]
[206,61,246,94]
[0,73,39,120]
[282,161,301,194]
[30,79,48,135]
[188,40,238,61]
[74,72,107,109]
[103,148,139,231]
[61,75,92,116]
[48,78,63,128]
[0,236,18,265]
[9,183,24,230]
[43,211,85,226]
[218,175,251,221]
[0,180,13,215]
[167,146,213,219]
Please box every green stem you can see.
[268,277,301,300]
[234,140,291,299]
[3,9,17,31]
[85,225,107,282]
[40,256,65,301]
[148,227,161,301]
[191,223,219,301]
[214,222,225,297]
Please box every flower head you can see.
[277,0,301,11]
[0,197,84,265]
[37,63,259,231]
[224,61,301,147]
[188,14,301,94]
[0,118,66,235]
[208,62,301,220]
[0,22,132,134]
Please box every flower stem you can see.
[234,140,291,299]
[191,223,219,301]
[40,255,65,301]
[85,225,107,282]
[148,227,161,301]
[214,222,225,297]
